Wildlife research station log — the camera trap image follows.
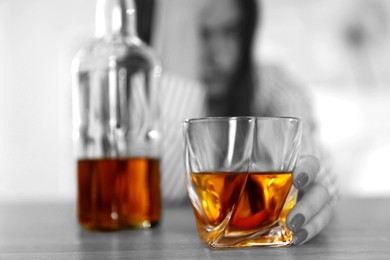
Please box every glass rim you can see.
[184,116,300,124]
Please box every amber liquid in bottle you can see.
[78,158,160,230]
[190,172,295,247]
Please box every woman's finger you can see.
[292,200,334,245]
[286,182,329,232]
[293,155,320,190]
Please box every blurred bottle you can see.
[72,0,161,230]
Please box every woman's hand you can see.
[287,155,334,245]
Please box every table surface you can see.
[0,198,389,260]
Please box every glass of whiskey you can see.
[183,117,302,248]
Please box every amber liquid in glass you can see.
[190,172,296,248]
[78,158,160,230]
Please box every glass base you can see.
[199,221,293,249]
[79,220,159,231]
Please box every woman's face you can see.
[199,0,242,99]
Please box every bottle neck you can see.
[95,0,137,40]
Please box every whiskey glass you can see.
[183,117,302,248]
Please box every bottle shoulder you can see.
[73,37,161,72]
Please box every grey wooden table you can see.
[0,198,389,259]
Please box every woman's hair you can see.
[134,0,155,44]
[225,0,259,116]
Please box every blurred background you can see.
[0,0,389,202]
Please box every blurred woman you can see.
[136,0,337,245]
